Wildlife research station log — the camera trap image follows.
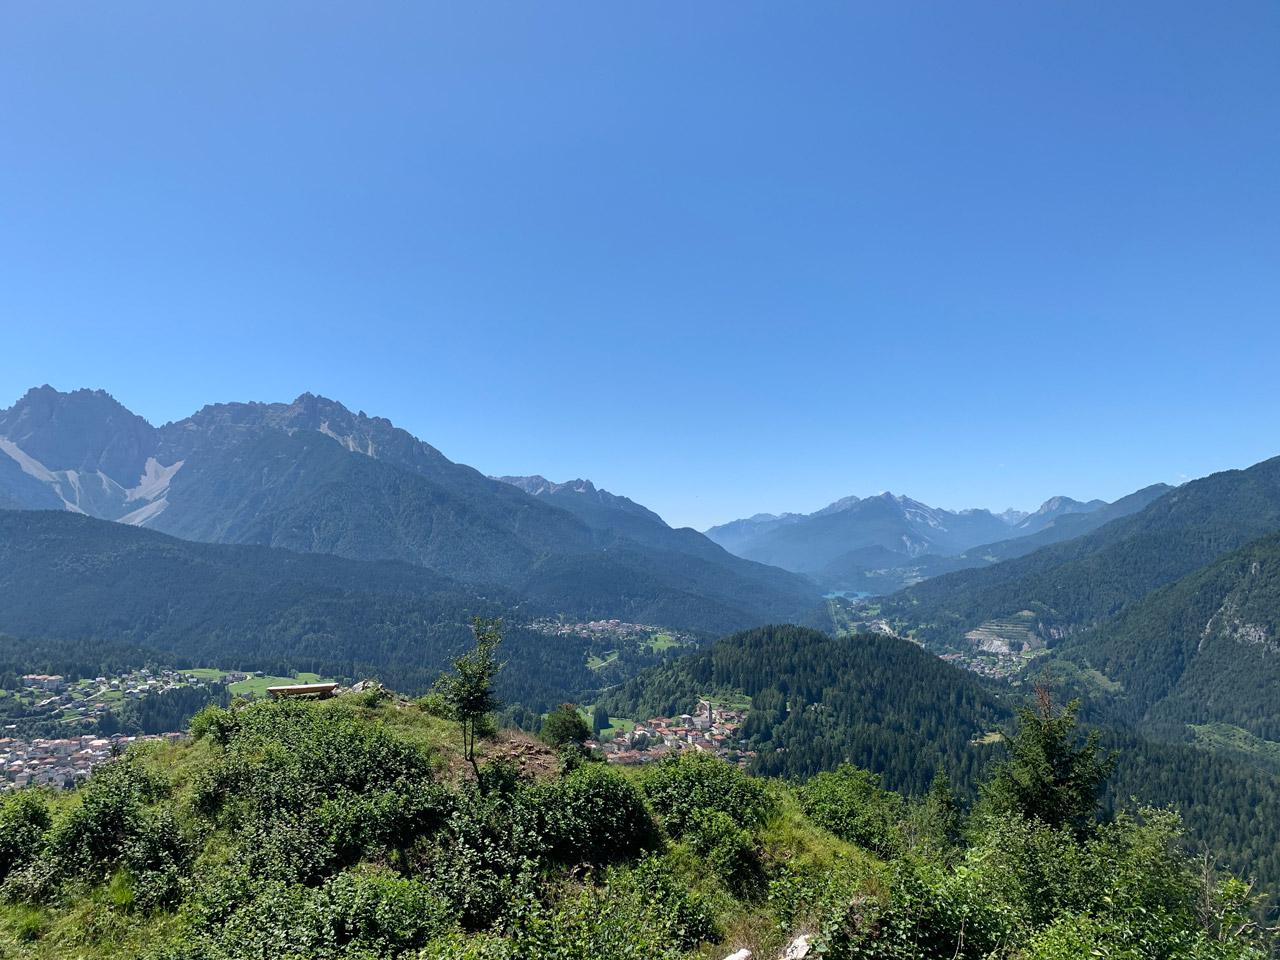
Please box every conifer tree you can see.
[981,677,1116,835]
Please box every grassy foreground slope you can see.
[0,688,1271,960]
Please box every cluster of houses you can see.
[939,651,1028,679]
[14,668,217,723]
[533,618,654,638]
[593,701,756,768]
[1,732,185,792]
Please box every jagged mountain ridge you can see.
[1012,495,1107,534]
[495,475,667,527]
[0,387,818,631]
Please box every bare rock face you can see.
[780,935,814,959]
[718,934,813,960]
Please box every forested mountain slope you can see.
[600,624,1007,796]
[598,624,1280,903]
[0,387,818,628]
[0,510,587,707]
[949,483,1176,569]
[1049,530,1280,748]
[874,455,1280,650]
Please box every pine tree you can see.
[980,677,1116,835]
[592,702,610,737]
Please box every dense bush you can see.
[176,871,456,960]
[642,751,771,838]
[799,765,906,858]
[0,790,50,883]
[539,763,661,865]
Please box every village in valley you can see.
[527,617,700,673]
[1,729,184,792]
[591,699,756,769]
[0,668,335,792]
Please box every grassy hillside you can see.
[0,690,1270,959]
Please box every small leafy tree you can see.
[435,618,504,777]
[541,703,592,749]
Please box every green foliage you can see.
[538,764,661,866]
[177,871,457,960]
[436,618,504,772]
[591,703,610,737]
[816,858,1008,960]
[642,750,772,839]
[0,790,51,883]
[981,690,1116,835]
[903,768,963,856]
[686,808,763,896]
[540,703,592,748]
[43,758,170,883]
[799,766,906,858]
[413,857,718,960]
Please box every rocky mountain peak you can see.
[0,385,156,485]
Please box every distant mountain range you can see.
[874,454,1280,654]
[703,488,1161,589]
[0,386,818,635]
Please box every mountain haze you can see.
[874,456,1280,653]
[708,492,1019,574]
[0,387,818,632]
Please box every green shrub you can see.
[417,786,548,930]
[189,703,239,745]
[816,859,1007,960]
[44,758,167,883]
[182,870,455,959]
[798,765,905,857]
[499,856,718,960]
[687,808,762,896]
[0,789,52,882]
[642,751,771,838]
[122,807,190,911]
[539,764,661,866]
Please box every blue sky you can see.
[2,2,1277,530]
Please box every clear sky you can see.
[2,2,1277,530]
